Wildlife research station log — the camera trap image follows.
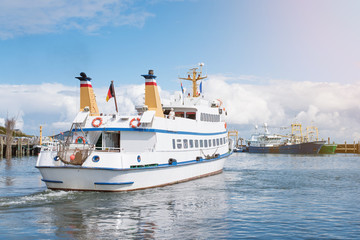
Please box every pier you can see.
[334,141,360,154]
[0,135,40,158]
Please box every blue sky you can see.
[1,0,360,141]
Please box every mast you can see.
[291,123,303,142]
[179,63,207,97]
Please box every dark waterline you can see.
[1,154,360,239]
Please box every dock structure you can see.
[335,141,360,153]
[228,130,245,149]
[0,136,3,157]
[0,136,39,158]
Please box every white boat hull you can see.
[37,153,230,191]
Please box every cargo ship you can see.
[247,123,325,154]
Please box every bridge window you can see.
[172,139,175,149]
[204,139,208,148]
[195,140,199,148]
[200,140,203,148]
[186,112,196,120]
[175,112,184,118]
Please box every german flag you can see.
[106,81,115,102]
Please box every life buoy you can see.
[224,122,227,129]
[130,117,141,128]
[75,136,86,144]
[92,117,102,128]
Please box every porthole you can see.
[92,155,100,162]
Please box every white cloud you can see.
[0,0,154,39]
[204,75,360,142]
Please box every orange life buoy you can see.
[130,117,141,128]
[75,136,86,144]
[92,117,102,128]
[224,122,227,129]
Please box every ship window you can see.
[96,133,103,148]
[195,140,199,148]
[213,139,216,146]
[172,139,176,149]
[175,112,184,118]
[209,139,212,147]
[204,139,208,148]
[220,138,223,145]
[217,138,220,146]
[177,139,182,149]
[164,109,171,115]
[186,112,196,120]
[103,132,120,150]
[189,139,194,148]
[200,140,203,147]
[183,139,188,149]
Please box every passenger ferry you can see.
[36,64,233,191]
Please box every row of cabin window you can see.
[163,110,197,120]
[200,113,220,122]
[175,112,196,120]
[172,137,228,149]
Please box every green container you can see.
[319,144,337,154]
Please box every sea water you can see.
[0,153,359,239]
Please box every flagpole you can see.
[111,80,119,113]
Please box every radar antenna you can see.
[179,63,207,97]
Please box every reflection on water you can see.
[1,154,360,239]
[38,176,228,239]
[1,158,14,186]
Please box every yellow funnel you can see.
[76,72,99,116]
[142,70,164,118]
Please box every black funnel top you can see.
[75,72,92,81]
[141,70,157,79]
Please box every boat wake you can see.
[0,190,76,209]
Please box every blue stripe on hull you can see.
[94,181,134,185]
[249,142,324,154]
[41,179,63,183]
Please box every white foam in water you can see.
[0,190,74,208]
